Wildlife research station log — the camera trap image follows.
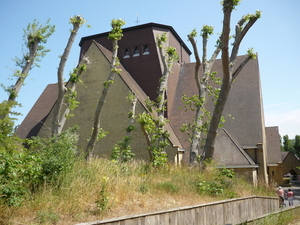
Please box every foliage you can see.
[0,147,42,206]
[247,207,300,225]
[293,135,300,157]
[180,70,222,144]
[0,101,21,143]
[138,33,178,167]
[2,19,55,102]
[69,15,91,30]
[200,0,261,162]
[21,18,55,68]
[0,115,79,207]
[0,101,41,206]
[29,127,79,185]
[64,63,88,118]
[1,158,276,223]
[108,19,126,41]
[96,176,110,212]
[52,15,89,137]
[138,112,168,168]
[201,25,214,38]
[221,0,241,10]
[282,135,294,152]
[156,181,179,194]
[196,162,236,198]
[110,136,135,163]
[85,19,125,160]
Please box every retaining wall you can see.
[76,195,278,225]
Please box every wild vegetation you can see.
[1,1,290,224]
[245,207,300,225]
[0,155,276,225]
[0,102,276,224]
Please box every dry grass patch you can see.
[3,159,275,225]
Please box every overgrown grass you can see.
[246,207,300,225]
[1,159,276,225]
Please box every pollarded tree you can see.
[203,0,261,161]
[2,19,55,104]
[138,33,178,167]
[85,19,126,161]
[185,26,221,164]
[52,15,89,137]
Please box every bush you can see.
[0,106,79,206]
[30,126,79,186]
[196,165,236,197]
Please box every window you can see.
[143,44,150,55]
[133,46,140,57]
[124,48,130,58]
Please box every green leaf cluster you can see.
[110,136,135,163]
[246,48,257,59]
[69,15,88,28]
[108,19,126,41]
[221,0,241,10]
[197,163,236,197]
[95,176,110,212]
[156,33,168,49]
[0,113,79,206]
[138,112,169,168]
[201,25,214,38]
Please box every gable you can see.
[15,83,58,139]
[214,129,256,166]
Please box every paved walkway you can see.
[281,183,300,207]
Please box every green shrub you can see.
[0,108,79,206]
[0,101,43,206]
[30,126,79,186]
[196,166,236,197]
[156,181,179,194]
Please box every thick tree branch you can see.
[230,16,259,69]
[231,55,252,80]
[188,35,202,92]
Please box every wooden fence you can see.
[75,195,278,225]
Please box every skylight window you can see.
[143,44,150,55]
[124,48,130,58]
[133,46,140,57]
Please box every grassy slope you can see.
[1,159,277,225]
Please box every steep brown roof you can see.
[214,128,256,166]
[15,84,58,139]
[266,126,282,164]
[169,56,265,162]
[280,152,290,162]
[93,41,183,149]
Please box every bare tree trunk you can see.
[52,22,80,137]
[85,39,119,161]
[8,39,39,102]
[127,96,137,136]
[203,0,260,160]
[156,42,171,152]
[140,121,153,162]
[187,30,221,164]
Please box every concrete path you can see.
[281,183,300,207]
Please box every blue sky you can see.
[0,0,299,138]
